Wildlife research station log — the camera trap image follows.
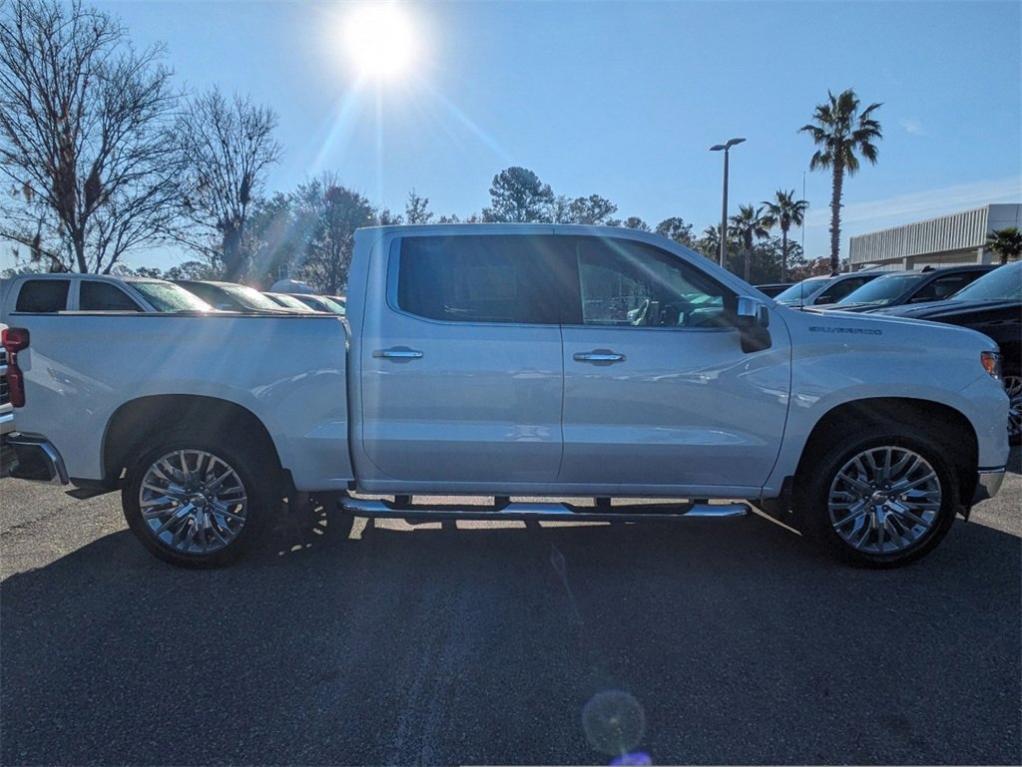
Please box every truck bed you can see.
[8,313,352,490]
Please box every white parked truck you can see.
[0,323,13,439]
[0,225,1010,567]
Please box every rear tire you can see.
[795,426,959,568]
[121,430,281,567]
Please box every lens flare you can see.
[343,4,416,80]
[582,690,646,758]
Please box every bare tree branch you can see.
[173,88,281,280]
[0,0,181,273]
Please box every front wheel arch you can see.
[795,397,978,510]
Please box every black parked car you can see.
[816,264,995,313]
[755,282,794,298]
[872,262,1021,440]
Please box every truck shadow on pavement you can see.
[2,496,1020,766]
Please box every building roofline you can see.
[850,202,1020,242]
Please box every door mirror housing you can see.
[736,296,770,328]
[735,296,772,352]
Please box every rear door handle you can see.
[573,350,625,364]
[374,347,424,360]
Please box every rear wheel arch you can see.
[796,397,979,508]
[102,394,283,486]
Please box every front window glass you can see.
[130,281,211,312]
[774,277,827,305]
[836,273,924,305]
[816,276,871,304]
[79,282,142,311]
[949,263,1022,302]
[909,273,982,303]
[571,237,730,328]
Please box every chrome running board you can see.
[338,497,747,522]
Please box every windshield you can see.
[222,284,286,311]
[949,263,1022,302]
[837,273,924,305]
[267,293,313,310]
[313,296,346,315]
[132,281,213,312]
[774,277,828,305]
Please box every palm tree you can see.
[729,204,770,282]
[987,227,1022,265]
[800,89,882,273]
[761,190,809,281]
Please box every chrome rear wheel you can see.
[827,446,942,556]
[138,449,248,555]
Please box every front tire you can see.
[796,428,959,568]
[121,432,280,567]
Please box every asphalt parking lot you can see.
[1,450,1019,766]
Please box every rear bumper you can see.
[0,408,13,437]
[972,467,1006,504]
[0,433,69,484]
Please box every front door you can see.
[557,235,791,494]
[359,233,568,486]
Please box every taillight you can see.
[2,327,28,352]
[2,326,29,408]
[980,350,1001,380]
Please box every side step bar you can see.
[339,497,747,522]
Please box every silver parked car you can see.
[773,271,881,309]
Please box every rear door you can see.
[557,234,791,493]
[358,233,569,486]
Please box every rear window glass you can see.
[15,280,69,312]
[397,236,567,324]
[79,282,142,311]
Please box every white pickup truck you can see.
[0,225,1010,568]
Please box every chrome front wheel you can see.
[827,446,942,556]
[138,449,248,555]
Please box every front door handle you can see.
[374,347,424,360]
[573,350,625,364]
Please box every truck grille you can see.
[0,347,8,406]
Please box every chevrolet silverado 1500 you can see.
[0,225,1010,567]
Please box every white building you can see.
[849,203,1021,271]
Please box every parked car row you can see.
[761,262,1021,440]
[0,274,346,319]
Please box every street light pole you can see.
[709,137,746,269]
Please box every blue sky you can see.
[10,0,1022,271]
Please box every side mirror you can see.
[735,296,772,353]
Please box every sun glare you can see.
[343,4,416,81]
